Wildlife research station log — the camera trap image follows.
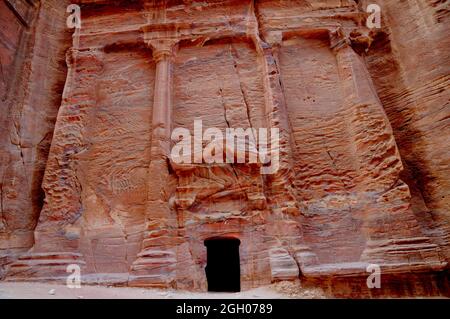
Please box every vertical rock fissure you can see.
[218,86,241,183]
[0,181,4,229]
[218,87,231,129]
[229,44,255,131]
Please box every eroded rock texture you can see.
[0,0,72,268]
[1,0,449,297]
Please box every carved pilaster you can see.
[146,39,178,157]
[36,48,104,245]
[251,34,310,281]
[329,29,445,270]
[252,34,299,215]
[330,28,401,190]
[5,48,105,282]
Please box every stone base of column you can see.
[360,237,447,272]
[269,247,300,282]
[298,237,446,279]
[5,252,86,283]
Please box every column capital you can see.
[146,39,179,62]
[264,31,283,48]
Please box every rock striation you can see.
[0,0,449,297]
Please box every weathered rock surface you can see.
[0,0,71,253]
[0,0,449,297]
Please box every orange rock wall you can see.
[364,0,450,261]
[1,0,71,253]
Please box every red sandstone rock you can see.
[0,0,449,297]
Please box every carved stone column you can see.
[129,39,179,288]
[148,39,178,158]
[330,29,445,272]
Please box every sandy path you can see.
[0,282,316,299]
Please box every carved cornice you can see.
[139,17,256,48]
[258,7,364,38]
[76,5,367,53]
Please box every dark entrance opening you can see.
[204,237,241,292]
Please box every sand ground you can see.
[0,281,326,299]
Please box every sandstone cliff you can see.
[0,0,448,297]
